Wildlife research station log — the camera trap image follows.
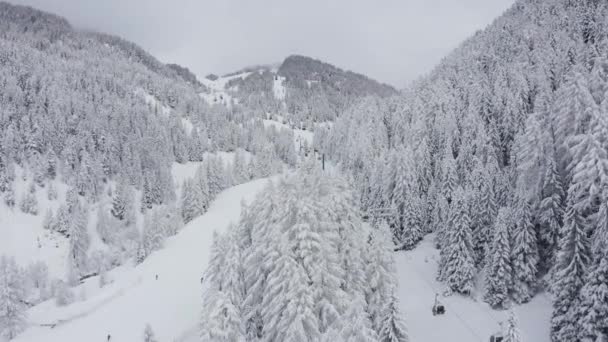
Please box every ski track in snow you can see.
[397,234,552,342]
[14,177,274,342]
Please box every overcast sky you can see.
[10,0,514,87]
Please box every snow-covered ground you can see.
[262,118,314,152]
[0,168,70,278]
[199,71,253,107]
[397,234,552,342]
[13,177,273,342]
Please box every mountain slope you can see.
[200,55,397,128]
[13,177,273,342]
[323,0,608,341]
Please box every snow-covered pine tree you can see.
[433,193,450,250]
[181,178,202,224]
[438,187,475,295]
[441,142,458,206]
[483,208,513,308]
[472,164,497,266]
[335,300,378,342]
[194,164,210,213]
[592,195,608,258]
[68,202,90,278]
[576,257,608,342]
[19,182,38,215]
[503,310,522,342]
[538,152,565,273]
[232,149,249,185]
[111,178,132,222]
[3,184,15,208]
[551,196,592,342]
[392,146,423,249]
[378,289,409,342]
[365,220,397,333]
[511,188,540,304]
[143,323,158,342]
[53,204,71,236]
[206,156,226,200]
[0,256,26,340]
[201,290,245,342]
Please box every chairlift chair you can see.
[489,334,504,342]
[490,322,505,342]
[432,293,445,316]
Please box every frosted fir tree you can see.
[576,255,608,342]
[194,164,210,213]
[472,166,497,266]
[68,203,90,277]
[591,195,608,259]
[483,208,513,308]
[0,256,27,340]
[53,204,71,236]
[143,324,158,342]
[551,197,591,342]
[378,289,409,342]
[135,240,147,264]
[438,187,475,295]
[365,221,397,333]
[180,178,202,223]
[511,189,539,304]
[232,149,249,185]
[207,156,228,199]
[3,184,15,208]
[538,153,564,272]
[188,128,205,162]
[441,143,458,206]
[433,194,450,250]
[201,290,245,342]
[503,310,522,342]
[111,178,131,221]
[336,300,378,342]
[19,182,38,215]
[42,209,54,230]
[46,181,57,200]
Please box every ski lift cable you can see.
[408,261,486,342]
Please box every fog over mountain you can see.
[6,0,514,86]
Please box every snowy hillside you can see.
[12,177,273,342]
[2,0,608,341]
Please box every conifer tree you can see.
[181,178,203,223]
[441,144,458,206]
[511,189,539,304]
[19,182,38,215]
[503,310,522,342]
[337,300,378,342]
[143,324,158,342]
[576,257,608,342]
[378,289,409,342]
[0,256,26,340]
[551,197,591,342]
[438,187,475,294]
[484,208,513,308]
[538,153,564,272]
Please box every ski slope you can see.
[14,177,273,342]
[397,234,552,342]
